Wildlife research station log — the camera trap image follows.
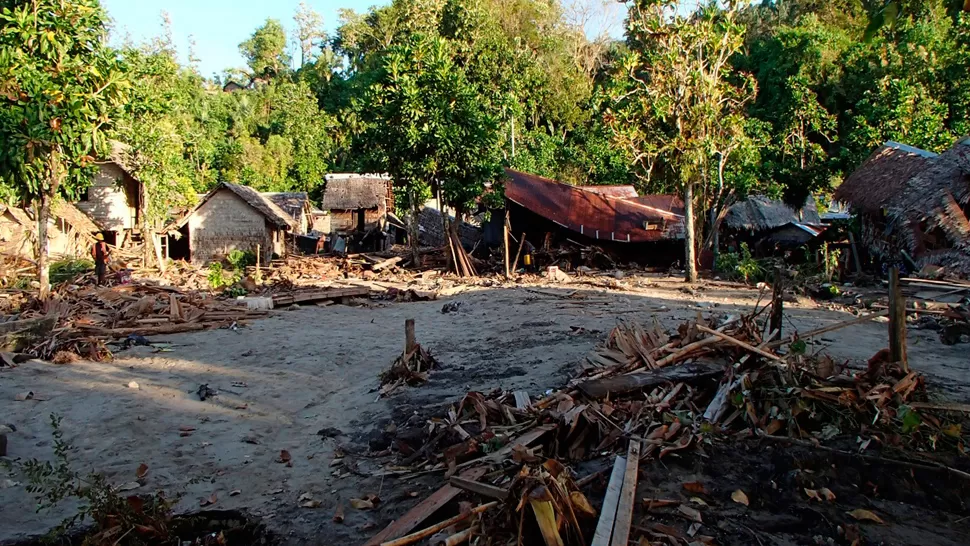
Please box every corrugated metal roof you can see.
[505,169,684,243]
[579,185,639,199]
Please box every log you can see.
[591,455,626,546]
[695,325,784,362]
[76,322,208,338]
[889,267,909,372]
[610,441,641,546]
[364,467,489,546]
[503,213,510,279]
[379,501,498,546]
[579,361,723,399]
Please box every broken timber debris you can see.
[365,305,969,546]
[379,319,438,396]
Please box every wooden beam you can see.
[364,467,488,546]
[503,211,511,279]
[889,267,909,372]
[591,455,626,546]
[448,476,509,500]
[610,440,642,546]
[695,325,784,362]
[380,501,498,546]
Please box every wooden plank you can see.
[591,455,626,546]
[513,390,531,410]
[448,476,509,500]
[578,361,723,399]
[363,466,488,546]
[610,440,642,546]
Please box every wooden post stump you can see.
[405,318,416,355]
[889,267,909,372]
[769,266,784,338]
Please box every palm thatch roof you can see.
[189,182,298,230]
[52,201,100,234]
[835,142,937,214]
[262,192,310,221]
[724,196,821,232]
[321,174,389,210]
[890,139,970,269]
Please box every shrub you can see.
[226,249,256,272]
[49,258,94,284]
[207,263,232,289]
[716,243,763,283]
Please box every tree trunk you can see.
[37,193,51,300]
[684,183,697,283]
[408,191,420,268]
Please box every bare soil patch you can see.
[1,274,967,545]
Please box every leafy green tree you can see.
[239,19,291,79]
[361,33,501,266]
[607,0,755,282]
[0,0,128,297]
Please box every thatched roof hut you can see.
[262,192,312,235]
[723,196,821,232]
[834,141,937,214]
[321,174,389,211]
[889,138,970,273]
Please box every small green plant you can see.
[8,414,177,543]
[207,263,232,289]
[224,286,248,298]
[715,243,763,283]
[226,249,256,272]
[49,258,94,284]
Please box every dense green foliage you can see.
[3,0,970,283]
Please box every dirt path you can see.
[1,275,967,544]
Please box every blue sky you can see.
[101,0,624,78]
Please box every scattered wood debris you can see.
[379,319,439,396]
[364,303,970,546]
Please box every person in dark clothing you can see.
[91,234,110,285]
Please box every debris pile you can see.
[379,319,439,396]
[367,309,970,546]
[6,281,267,360]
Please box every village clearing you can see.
[1,274,968,545]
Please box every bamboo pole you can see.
[380,502,498,546]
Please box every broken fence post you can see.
[405,318,416,356]
[769,266,783,338]
[889,266,909,372]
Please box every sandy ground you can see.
[1,274,968,544]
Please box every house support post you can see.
[888,267,909,372]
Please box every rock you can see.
[128,381,140,390]
[0,424,14,435]
[316,427,344,439]
[613,270,625,280]
[576,266,592,275]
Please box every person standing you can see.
[91,234,110,285]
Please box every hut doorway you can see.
[167,225,190,261]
